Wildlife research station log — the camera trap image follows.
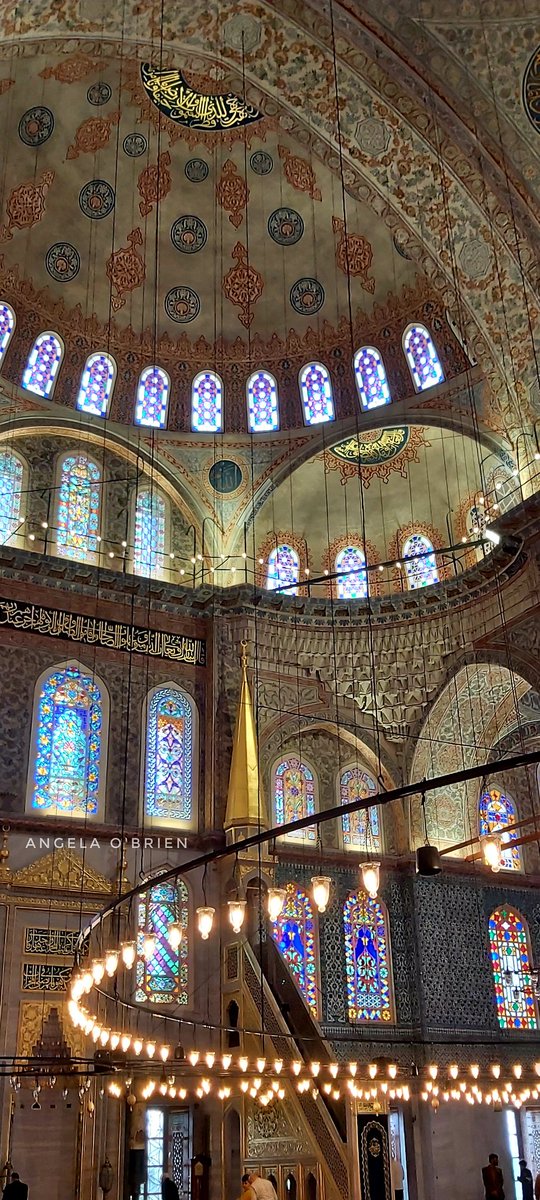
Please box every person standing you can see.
[248,1171,278,1200]
[161,1175,180,1200]
[2,1172,28,1200]
[391,1153,405,1200]
[517,1161,533,1200]
[483,1154,505,1200]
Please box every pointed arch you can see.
[0,302,15,364]
[0,449,26,546]
[335,545,367,600]
[479,787,522,871]
[22,331,63,398]
[339,766,381,854]
[273,755,317,843]
[271,883,319,1018]
[343,891,394,1023]
[247,370,279,432]
[191,370,223,433]
[132,489,168,580]
[488,906,537,1029]
[27,660,108,819]
[143,683,198,829]
[403,323,444,392]
[353,346,391,410]
[299,362,335,425]
[136,877,190,1004]
[402,533,439,589]
[56,453,101,563]
[135,366,170,429]
[76,352,116,417]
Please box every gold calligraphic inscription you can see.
[22,963,72,992]
[141,63,263,130]
[24,927,87,956]
[0,598,205,665]
[330,427,410,466]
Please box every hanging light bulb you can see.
[120,1034,131,1053]
[104,951,118,977]
[361,862,380,898]
[167,922,183,951]
[481,834,502,873]
[110,1033,121,1051]
[310,876,332,915]
[227,900,247,934]
[133,1039,143,1056]
[188,1050,199,1067]
[159,1045,170,1062]
[143,932,157,960]
[121,941,136,969]
[267,888,286,922]
[91,959,105,984]
[196,907,215,940]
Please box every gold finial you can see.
[240,640,249,673]
[0,826,12,885]
[224,640,268,833]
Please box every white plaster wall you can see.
[422,1105,516,1200]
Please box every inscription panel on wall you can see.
[22,963,71,992]
[24,927,86,956]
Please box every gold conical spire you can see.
[225,642,268,832]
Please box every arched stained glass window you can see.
[266,544,300,594]
[247,370,279,432]
[299,362,335,425]
[479,787,522,871]
[135,366,170,429]
[0,303,15,363]
[0,450,24,545]
[335,546,367,600]
[402,533,438,589]
[488,906,537,1030]
[192,371,223,433]
[136,880,189,1004]
[403,324,444,392]
[22,332,63,398]
[343,892,394,1023]
[340,767,381,853]
[271,883,319,1018]
[354,347,391,410]
[29,663,104,817]
[57,454,101,563]
[133,491,166,579]
[144,685,195,825]
[274,756,316,842]
[76,352,116,417]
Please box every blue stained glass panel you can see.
[272,884,318,1017]
[192,371,223,433]
[479,787,522,871]
[247,370,279,432]
[0,451,23,545]
[344,892,393,1022]
[489,906,537,1030]
[300,362,335,425]
[266,544,300,594]
[274,756,316,841]
[136,880,189,1003]
[22,332,63,397]
[402,533,438,589]
[403,324,444,391]
[340,767,380,852]
[76,352,115,417]
[57,454,101,563]
[335,546,367,599]
[0,303,15,361]
[135,366,170,428]
[145,686,193,823]
[31,664,102,816]
[354,346,391,410]
[133,491,166,579]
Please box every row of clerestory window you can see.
[267,536,439,594]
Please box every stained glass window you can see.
[136,880,189,1003]
[22,332,63,398]
[335,546,367,600]
[271,883,318,1018]
[354,347,391,410]
[266,544,300,594]
[247,370,279,432]
[133,491,166,579]
[340,767,381,853]
[0,303,15,363]
[30,664,103,817]
[0,450,24,545]
[402,533,438,589]
[403,324,444,391]
[145,686,194,824]
[479,787,522,871]
[344,892,393,1023]
[488,906,537,1030]
[76,352,116,417]
[57,454,101,563]
[135,366,170,429]
[191,371,223,433]
[274,756,316,842]
[299,362,335,425]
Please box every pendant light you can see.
[227,899,247,934]
[481,833,502,872]
[121,941,136,969]
[361,862,380,898]
[91,959,105,984]
[167,921,183,951]
[143,932,157,960]
[104,951,118,977]
[196,906,215,940]
[267,887,286,922]
[311,876,332,914]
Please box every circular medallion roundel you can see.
[79,179,115,220]
[268,207,304,246]
[171,216,207,254]
[45,243,81,283]
[290,277,325,315]
[185,158,209,183]
[123,133,147,157]
[87,82,112,106]
[523,47,540,134]
[209,460,243,494]
[18,106,54,147]
[164,286,200,323]
[250,151,273,175]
